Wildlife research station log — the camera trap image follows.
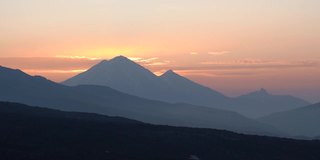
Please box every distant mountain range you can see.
[0,65,279,136]
[1,102,320,160]
[63,56,309,118]
[259,102,320,137]
[233,88,310,118]
[1,57,318,138]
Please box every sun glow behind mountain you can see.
[0,0,320,102]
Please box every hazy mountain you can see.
[0,66,279,136]
[259,102,320,137]
[232,88,310,118]
[159,69,229,105]
[63,56,229,106]
[1,102,320,160]
[62,56,309,118]
[63,56,171,100]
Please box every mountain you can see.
[232,88,310,118]
[63,56,171,100]
[1,102,320,160]
[63,56,229,106]
[62,56,309,118]
[159,69,229,105]
[259,102,320,137]
[0,65,279,136]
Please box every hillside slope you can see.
[1,102,320,160]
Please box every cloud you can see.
[55,55,101,60]
[0,57,100,70]
[200,59,318,68]
[139,57,159,63]
[128,57,171,67]
[0,56,171,79]
[176,70,259,77]
[148,59,319,78]
[129,57,158,63]
[208,51,230,56]
[128,57,143,61]
[200,59,272,65]
[190,52,199,55]
[153,59,315,78]
[188,51,229,56]
[146,62,167,66]
[1,56,318,81]
[24,69,87,74]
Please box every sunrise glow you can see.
[0,0,319,102]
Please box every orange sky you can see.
[0,0,320,102]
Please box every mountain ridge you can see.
[0,65,280,136]
[1,101,320,160]
[63,56,309,118]
[259,102,320,137]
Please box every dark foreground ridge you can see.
[0,102,320,160]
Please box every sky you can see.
[0,0,319,102]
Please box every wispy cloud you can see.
[208,51,230,56]
[190,52,199,55]
[147,59,319,78]
[199,59,317,69]
[129,57,171,67]
[128,57,143,61]
[200,59,272,65]
[24,69,87,74]
[176,70,260,77]
[146,62,167,66]
[0,56,104,82]
[1,56,318,81]
[129,57,158,63]
[55,55,101,60]
[139,57,159,63]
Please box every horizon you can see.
[0,55,317,103]
[1,0,319,102]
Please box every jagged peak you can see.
[0,66,24,74]
[251,88,270,96]
[259,88,268,94]
[100,59,109,63]
[161,69,180,77]
[240,88,272,98]
[165,69,175,74]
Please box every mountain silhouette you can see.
[0,65,280,136]
[259,102,320,137]
[63,56,170,99]
[159,69,229,104]
[232,88,309,118]
[63,56,229,105]
[63,56,309,118]
[1,102,320,160]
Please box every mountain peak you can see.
[91,56,138,71]
[161,70,179,77]
[240,88,271,98]
[250,88,270,96]
[100,59,109,63]
[259,88,268,94]
[0,66,26,75]
[110,55,132,63]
